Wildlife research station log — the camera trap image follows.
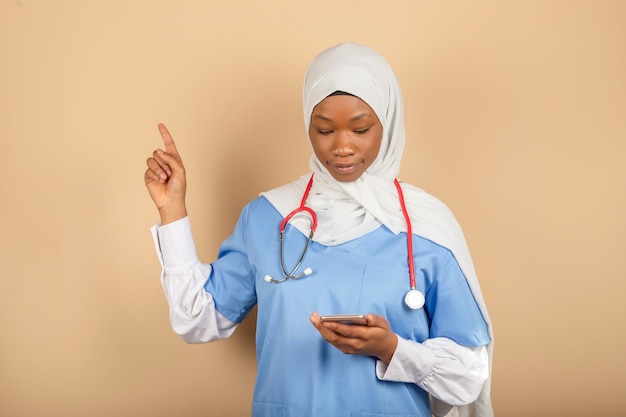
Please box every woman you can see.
[145,42,494,417]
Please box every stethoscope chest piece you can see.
[404,289,425,310]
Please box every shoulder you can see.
[259,174,312,217]
[397,182,472,268]
[242,195,281,219]
[399,182,461,231]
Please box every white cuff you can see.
[150,216,199,269]
[376,335,435,383]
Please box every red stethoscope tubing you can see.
[271,174,424,309]
[279,174,317,233]
[282,174,416,290]
[393,178,416,290]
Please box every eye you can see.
[354,127,370,135]
[317,130,333,136]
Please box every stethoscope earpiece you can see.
[264,267,313,284]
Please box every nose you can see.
[332,131,356,157]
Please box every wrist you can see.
[379,333,399,364]
[158,200,188,225]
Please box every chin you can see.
[331,174,362,182]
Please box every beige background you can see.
[1,1,625,416]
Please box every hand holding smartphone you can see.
[319,314,367,325]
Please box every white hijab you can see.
[261,42,494,417]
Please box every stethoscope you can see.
[264,174,425,310]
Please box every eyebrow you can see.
[312,113,373,122]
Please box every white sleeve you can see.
[151,216,238,344]
[375,336,489,407]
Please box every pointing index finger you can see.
[158,123,179,155]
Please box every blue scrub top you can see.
[205,197,490,417]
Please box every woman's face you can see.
[309,94,383,182]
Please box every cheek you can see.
[367,134,383,160]
[312,146,323,161]
[310,136,330,155]
[309,140,326,163]
[372,142,383,158]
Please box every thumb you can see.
[366,314,388,329]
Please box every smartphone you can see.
[319,314,367,325]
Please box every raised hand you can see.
[309,312,399,364]
[144,124,188,224]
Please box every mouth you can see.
[328,161,362,176]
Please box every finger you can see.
[146,157,169,182]
[325,322,363,339]
[309,312,321,326]
[322,330,365,355]
[144,167,161,184]
[310,313,342,339]
[152,147,187,180]
[151,150,174,175]
[158,123,180,157]
[144,168,168,186]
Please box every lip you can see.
[328,162,361,175]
